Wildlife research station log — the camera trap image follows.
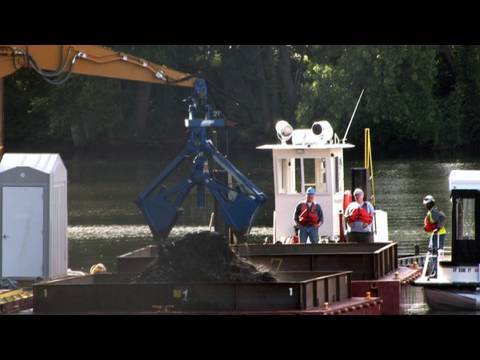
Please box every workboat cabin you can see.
[449,170,480,267]
[414,170,480,311]
[419,170,480,282]
[257,120,388,244]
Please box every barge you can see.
[32,271,381,315]
[116,241,420,315]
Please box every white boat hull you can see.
[424,288,480,311]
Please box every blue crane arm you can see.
[136,146,190,201]
[137,178,194,238]
[205,139,266,202]
[206,178,264,235]
[135,78,266,240]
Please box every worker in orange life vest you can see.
[344,188,375,243]
[423,195,447,251]
[293,187,324,244]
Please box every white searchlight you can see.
[311,121,334,143]
[275,120,293,144]
[291,120,334,145]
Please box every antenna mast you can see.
[342,89,365,143]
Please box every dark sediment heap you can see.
[134,231,276,282]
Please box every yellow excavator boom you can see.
[0,45,196,87]
[0,44,198,155]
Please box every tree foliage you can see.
[4,45,480,153]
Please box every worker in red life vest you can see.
[293,187,324,244]
[344,188,375,243]
[423,195,447,251]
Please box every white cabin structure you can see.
[258,120,388,243]
[258,143,352,242]
[415,170,480,311]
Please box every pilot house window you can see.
[456,197,475,241]
[306,158,327,193]
[277,158,327,194]
[334,156,340,193]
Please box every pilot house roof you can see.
[449,170,480,191]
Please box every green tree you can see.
[5,44,480,153]
[297,45,439,150]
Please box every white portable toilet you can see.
[0,153,67,280]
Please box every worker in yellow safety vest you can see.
[423,195,447,251]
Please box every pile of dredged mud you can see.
[134,231,276,283]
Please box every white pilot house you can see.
[258,120,388,244]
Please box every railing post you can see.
[339,210,346,243]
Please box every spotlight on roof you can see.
[275,120,293,144]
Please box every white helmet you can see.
[423,195,435,205]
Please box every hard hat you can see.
[90,263,107,274]
[306,187,316,195]
[353,188,364,196]
[423,195,435,205]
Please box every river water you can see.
[66,147,479,268]
[60,145,480,314]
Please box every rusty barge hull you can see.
[33,271,356,314]
[131,297,383,315]
[116,242,420,315]
[118,243,398,280]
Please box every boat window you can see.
[303,158,327,193]
[334,157,340,193]
[295,158,302,193]
[456,197,475,241]
[278,159,289,193]
[277,158,298,194]
[276,158,327,194]
[315,158,327,193]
